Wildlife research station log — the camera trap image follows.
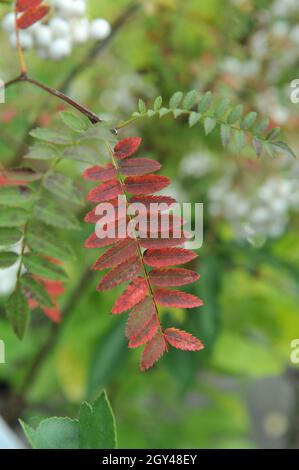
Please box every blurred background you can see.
[1,0,299,449]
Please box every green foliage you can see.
[129,90,296,159]
[20,392,117,449]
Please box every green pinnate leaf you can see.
[43,171,84,206]
[213,97,230,119]
[0,186,34,208]
[20,274,54,308]
[5,286,30,340]
[138,99,146,114]
[153,96,162,111]
[234,130,246,151]
[0,207,29,227]
[27,224,74,261]
[220,124,231,146]
[30,128,73,145]
[33,198,80,230]
[267,127,281,141]
[241,111,257,130]
[25,143,59,161]
[0,228,22,246]
[189,112,201,127]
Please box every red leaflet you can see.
[144,247,198,267]
[155,289,203,308]
[87,179,122,203]
[125,296,155,338]
[164,328,204,351]
[149,268,200,287]
[125,175,171,195]
[140,334,167,371]
[85,232,123,249]
[16,0,42,12]
[93,239,137,270]
[84,198,122,224]
[129,316,159,349]
[119,158,161,176]
[112,277,148,314]
[130,195,177,211]
[114,137,142,160]
[83,164,116,182]
[17,4,49,29]
[97,256,141,291]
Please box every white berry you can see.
[49,38,72,60]
[49,17,71,38]
[35,25,52,48]
[90,19,111,40]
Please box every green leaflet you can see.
[60,111,90,133]
[26,224,74,261]
[43,171,84,206]
[0,186,34,207]
[20,392,117,449]
[30,128,74,145]
[25,143,59,161]
[0,228,22,246]
[23,253,68,281]
[0,207,29,227]
[20,274,54,308]
[33,198,80,230]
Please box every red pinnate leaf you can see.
[119,158,161,176]
[114,137,142,160]
[129,316,159,349]
[16,0,42,12]
[87,179,122,203]
[112,277,148,314]
[97,256,140,291]
[83,164,116,182]
[84,198,123,224]
[144,247,198,267]
[93,239,137,270]
[140,334,167,371]
[155,289,203,308]
[85,232,123,249]
[125,296,156,340]
[125,175,171,195]
[164,328,204,351]
[149,268,200,287]
[17,4,49,29]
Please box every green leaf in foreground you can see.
[30,128,73,145]
[0,186,34,207]
[27,224,74,261]
[23,253,68,281]
[5,287,30,340]
[33,198,80,230]
[20,392,117,449]
[43,171,84,206]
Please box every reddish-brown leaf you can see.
[85,232,123,249]
[149,268,199,287]
[155,289,203,308]
[83,164,116,182]
[125,175,171,195]
[17,4,49,29]
[136,214,186,239]
[114,137,142,160]
[129,316,159,348]
[125,296,156,338]
[16,0,41,12]
[144,247,198,267]
[93,239,137,270]
[130,195,177,212]
[97,256,140,291]
[164,328,204,351]
[87,179,122,203]
[119,158,161,176]
[139,233,190,249]
[140,334,167,371]
[112,277,148,314]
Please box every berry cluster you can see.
[2,0,111,61]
